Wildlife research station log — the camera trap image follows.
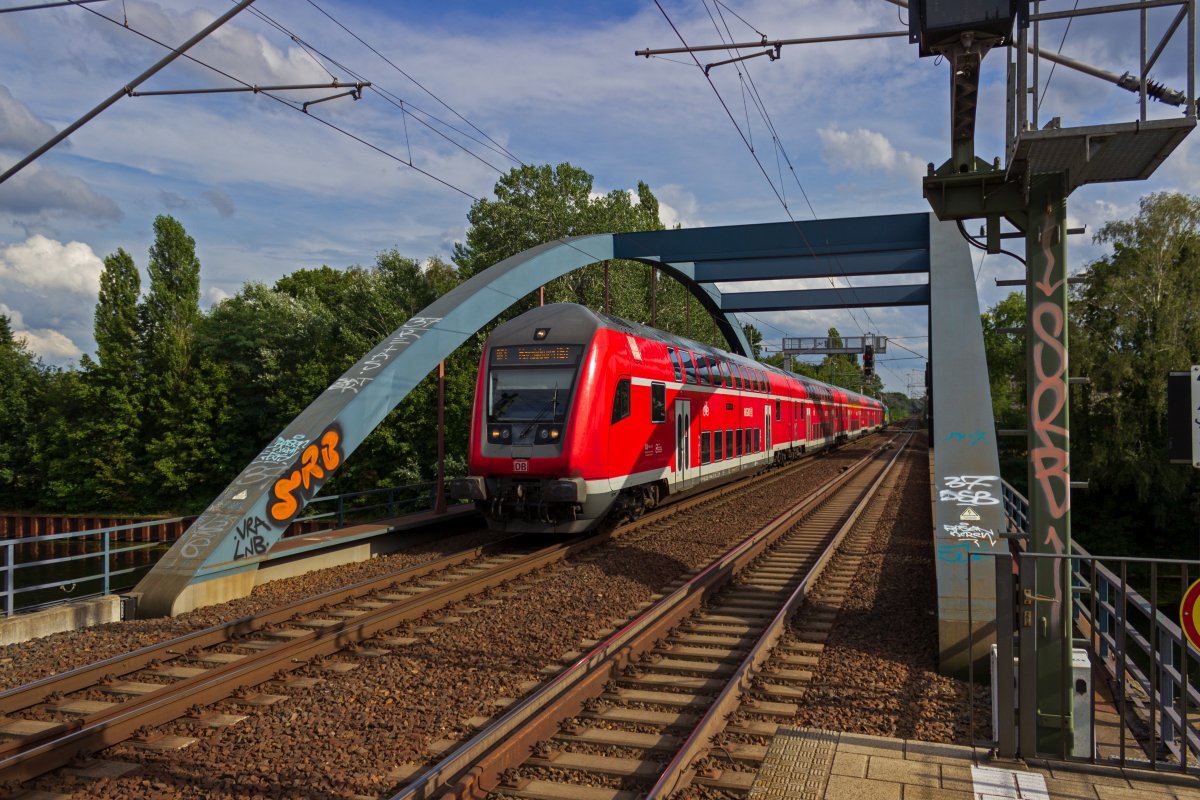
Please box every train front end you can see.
[449,304,610,533]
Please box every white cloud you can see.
[202,190,236,218]
[15,327,82,361]
[0,159,121,222]
[653,184,704,229]
[0,234,104,295]
[206,285,232,305]
[0,84,56,153]
[817,126,926,180]
[0,302,83,362]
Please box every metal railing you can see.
[998,481,1200,770]
[2,517,190,618]
[296,481,440,528]
[2,481,451,618]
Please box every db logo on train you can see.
[1181,579,1200,652]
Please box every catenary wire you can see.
[302,0,524,166]
[238,3,511,174]
[700,0,883,336]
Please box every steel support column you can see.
[1025,174,1072,754]
[928,217,1006,678]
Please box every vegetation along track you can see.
[0,434,884,795]
[389,428,915,800]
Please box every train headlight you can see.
[536,425,562,443]
[488,425,511,442]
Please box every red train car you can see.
[450,303,886,533]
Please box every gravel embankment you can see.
[10,447,871,799]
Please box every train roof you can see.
[490,303,886,411]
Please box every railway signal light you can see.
[863,344,875,378]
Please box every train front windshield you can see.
[488,367,575,423]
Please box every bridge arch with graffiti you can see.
[135,213,946,617]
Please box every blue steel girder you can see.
[611,212,930,263]
[722,284,931,312]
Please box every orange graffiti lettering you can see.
[268,424,345,524]
[270,471,303,523]
[320,429,341,470]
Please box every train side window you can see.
[666,347,682,382]
[736,428,743,456]
[611,378,631,423]
[726,429,734,456]
[714,429,724,460]
[731,365,741,390]
[697,355,711,385]
[683,351,698,384]
[739,365,749,390]
[754,428,761,452]
[651,382,666,423]
[775,400,782,421]
[700,432,711,464]
[720,361,731,387]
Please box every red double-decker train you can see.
[450,303,887,533]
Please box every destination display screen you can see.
[491,344,582,366]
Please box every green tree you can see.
[0,317,48,508]
[981,292,1027,429]
[138,215,204,506]
[453,162,724,347]
[742,323,764,359]
[1072,192,1200,551]
[84,248,144,507]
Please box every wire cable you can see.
[66,0,481,200]
[699,0,882,337]
[239,3,511,174]
[302,0,524,167]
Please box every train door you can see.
[764,406,772,458]
[674,400,691,487]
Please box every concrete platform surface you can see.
[748,727,1200,800]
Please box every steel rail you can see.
[648,430,914,797]
[0,534,512,713]
[0,533,607,783]
[388,435,901,800]
[0,436,881,785]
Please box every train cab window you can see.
[651,382,666,423]
[611,378,631,423]
[775,400,782,421]
[700,432,711,464]
[666,347,682,382]
[754,428,761,452]
[682,351,698,384]
[735,428,743,456]
[714,429,724,460]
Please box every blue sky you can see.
[0,0,1196,398]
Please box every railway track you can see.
[0,434,885,791]
[388,429,915,800]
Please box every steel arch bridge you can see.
[135,211,1000,679]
